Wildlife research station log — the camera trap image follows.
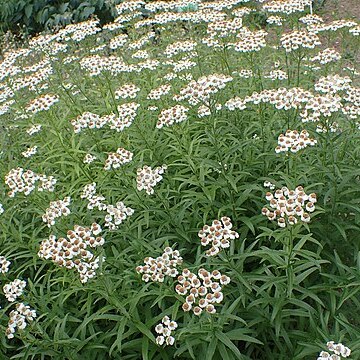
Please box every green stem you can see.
[286,227,294,298]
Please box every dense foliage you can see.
[0,0,119,35]
[0,0,360,359]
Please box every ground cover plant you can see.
[0,0,360,359]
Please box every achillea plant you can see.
[0,0,359,358]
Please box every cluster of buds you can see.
[115,83,140,99]
[174,74,232,106]
[42,197,71,227]
[104,202,134,230]
[262,186,317,227]
[0,255,10,273]
[280,30,321,52]
[275,129,317,153]
[5,167,56,197]
[136,247,183,283]
[136,165,167,195]
[176,268,230,316]
[155,316,177,346]
[3,279,27,302]
[6,303,37,339]
[104,148,133,170]
[25,93,59,113]
[156,105,189,129]
[21,145,38,158]
[38,223,104,283]
[198,217,239,256]
[317,341,351,360]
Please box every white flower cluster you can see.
[155,316,177,346]
[136,165,167,195]
[132,50,149,59]
[164,40,197,57]
[42,197,71,227]
[6,303,37,339]
[25,93,59,113]
[104,148,133,170]
[38,223,104,283]
[198,217,239,256]
[266,15,284,26]
[3,279,26,302]
[263,0,312,14]
[109,34,129,49]
[206,17,243,39]
[136,247,183,283]
[264,69,288,81]
[109,102,140,132]
[264,181,276,190]
[238,69,253,78]
[71,103,140,133]
[83,153,96,164]
[275,129,317,153]
[241,87,313,111]
[316,122,340,133]
[80,183,134,230]
[71,112,108,133]
[299,14,324,25]
[314,75,352,94]
[233,28,268,53]
[280,30,321,52]
[104,202,135,230]
[0,256,10,274]
[232,7,253,17]
[0,203,4,216]
[300,93,342,122]
[317,341,351,360]
[115,83,140,99]
[25,124,42,136]
[147,84,172,100]
[166,59,197,73]
[349,25,360,36]
[307,19,357,34]
[175,74,232,106]
[5,167,56,197]
[262,186,317,227]
[21,145,38,158]
[156,105,189,129]
[342,86,360,119]
[309,48,341,64]
[81,182,107,211]
[54,19,100,42]
[175,268,230,316]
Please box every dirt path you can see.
[318,0,360,20]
